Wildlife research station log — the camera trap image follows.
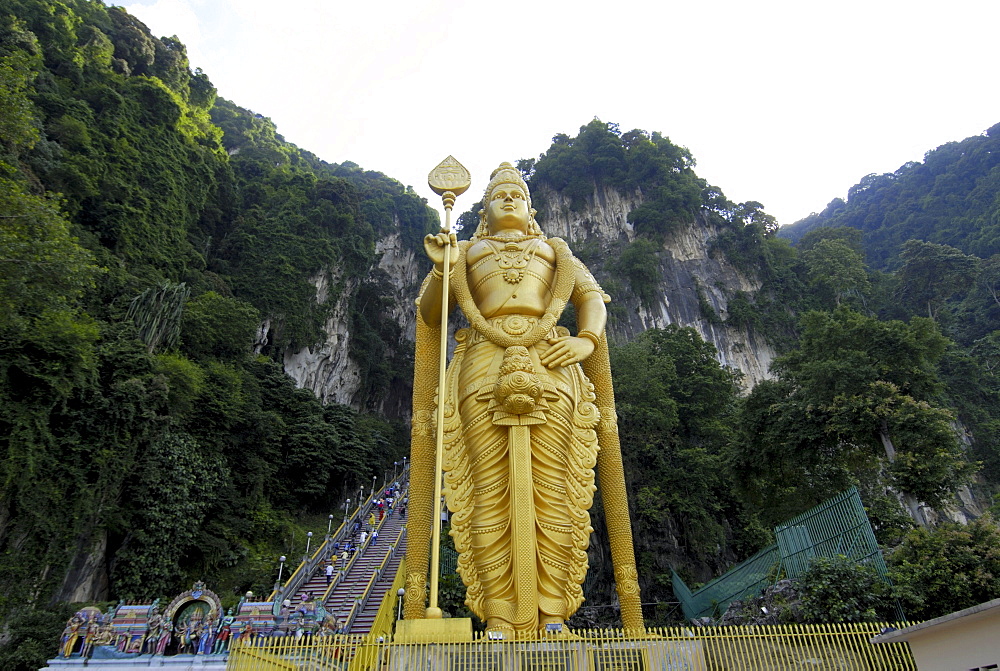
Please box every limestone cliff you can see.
[282,186,776,411]
[280,226,424,414]
[538,185,776,389]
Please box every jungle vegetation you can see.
[0,2,433,661]
[1,1,999,666]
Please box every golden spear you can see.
[423,156,470,618]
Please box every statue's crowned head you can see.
[473,162,543,239]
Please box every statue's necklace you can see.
[451,238,575,349]
[484,238,540,284]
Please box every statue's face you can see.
[485,184,530,234]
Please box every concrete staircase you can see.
[325,505,406,634]
[287,494,408,634]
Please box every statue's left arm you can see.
[539,256,609,369]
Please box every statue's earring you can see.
[528,209,540,236]
[475,209,488,239]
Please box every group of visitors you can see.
[374,486,407,522]
[318,484,410,588]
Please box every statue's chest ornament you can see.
[485,239,540,284]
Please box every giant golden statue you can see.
[405,162,642,635]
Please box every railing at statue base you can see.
[225,622,915,670]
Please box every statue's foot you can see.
[539,616,578,639]
[485,618,515,639]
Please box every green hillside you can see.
[0,0,431,634]
[780,123,1000,268]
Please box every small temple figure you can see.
[81,615,100,658]
[143,609,163,654]
[198,616,216,654]
[237,621,255,644]
[59,615,83,658]
[213,624,232,654]
[154,620,172,655]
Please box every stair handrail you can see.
[343,571,378,633]
[315,482,409,608]
[320,534,373,605]
[340,526,407,635]
[326,519,406,606]
[368,557,407,641]
[378,526,406,574]
[274,540,327,609]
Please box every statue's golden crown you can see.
[482,162,531,209]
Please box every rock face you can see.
[284,186,777,412]
[539,185,775,389]
[280,270,362,407]
[279,228,425,412]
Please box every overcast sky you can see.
[121,0,999,229]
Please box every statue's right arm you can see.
[418,232,457,326]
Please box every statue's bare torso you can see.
[465,237,555,318]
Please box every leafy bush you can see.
[889,517,1000,620]
[797,555,891,623]
[610,238,661,309]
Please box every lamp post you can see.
[393,461,399,482]
[372,476,377,498]
[397,587,406,621]
[344,498,351,524]
[305,531,313,559]
[359,485,364,506]
[274,555,287,592]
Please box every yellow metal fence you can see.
[227,622,914,670]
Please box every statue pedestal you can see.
[393,617,473,642]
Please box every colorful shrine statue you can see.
[81,614,100,658]
[59,616,83,658]
[176,621,191,655]
[407,163,642,635]
[154,621,172,655]
[93,623,114,647]
[212,623,232,654]
[198,616,216,654]
[143,610,162,654]
[238,621,255,643]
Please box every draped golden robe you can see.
[443,237,603,629]
[406,235,644,633]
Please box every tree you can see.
[802,238,870,307]
[744,308,973,519]
[610,327,747,599]
[180,291,260,360]
[0,180,100,333]
[798,226,864,255]
[889,518,1000,620]
[611,239,661,308]
[897,240,980,319]
[126,282,190,354]
[112,431,223,599]
[978,254,1000,308]
[731,201,778,237]
[0,48,41,153]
